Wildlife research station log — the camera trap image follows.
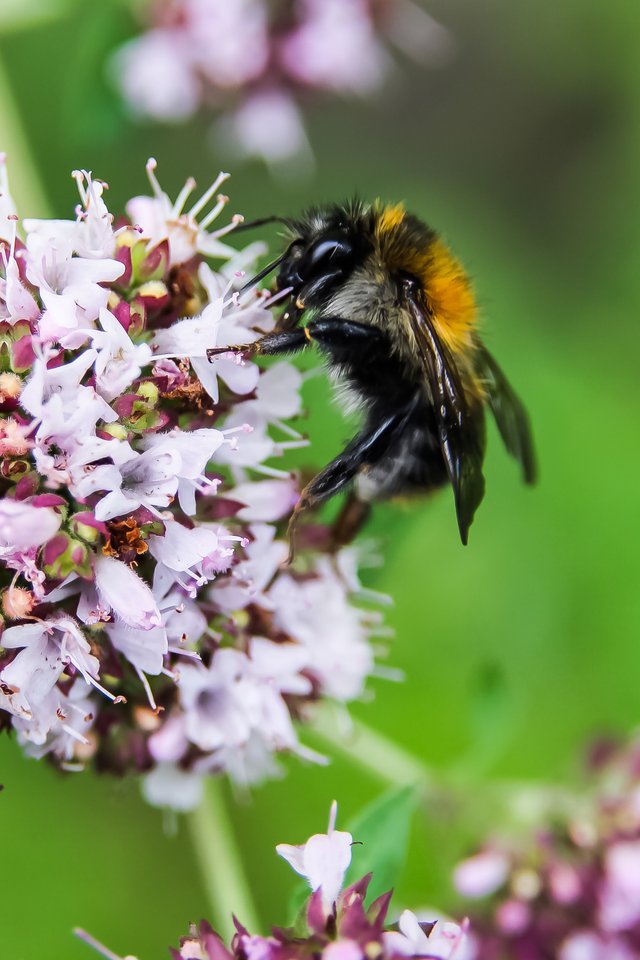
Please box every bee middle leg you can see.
[287,396,420,561]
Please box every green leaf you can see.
[343,784,419,900]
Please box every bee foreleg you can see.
[207,327,311,361]
[306,317,386,361]
[207,318,385,364]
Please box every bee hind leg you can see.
[329,493,371,552]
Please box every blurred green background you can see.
[1,0,639,956]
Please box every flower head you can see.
[453,736,640,959]
[0,157,386,807]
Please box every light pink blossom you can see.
[453,850,509,899]
[279,0,389,94]
[599,841,640,933]
[141,427,226,515]
[218,89,311,166]
[113,30,201,121]
[90,307,153,401]
[94,554,162,629]
[127,159,240,265]
[269,558,374,701]
[0,499,61,552]
[384,913,468,960]
[277,801,352,909]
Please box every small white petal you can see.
[94,554,162,630]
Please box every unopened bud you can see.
[2,586,34,620]
[0,373,22,402]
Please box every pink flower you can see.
[153,292,272,403]
[24,229,124,348]
[268,558,374,701]
[18,683,95,761]
[276,801,352,909]
[599,841,640,933]
[384,913,469,960]
[177,649,253,753]
[105,621,168,676]
[560,931,637,960]
[90,308,153,401]
[453,850,509,899]
[0,615,102,727]
[113,29,201,121]
[94,554,162,629]
[141,428,226,515]
[0,499,61,552]
[211,523,287,612]
[149,520,234,591]
[24,169,117,260]
[279,0,388,94]
[218,89,311,166]
[186,0,269,89]
[142,761,204,811]
[0,245,40,325]
[231,478,300,522]
[93,446,180,521]
[127,159,241,265]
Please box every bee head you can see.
[277,204,372,307]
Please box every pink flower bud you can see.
[2,585,34,619]
[0,372,22,401]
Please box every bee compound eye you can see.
[305,233,353,272]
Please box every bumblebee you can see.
[209,201,535,551]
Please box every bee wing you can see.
[477,346,537,485]
[404,285,486,544]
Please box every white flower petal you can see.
[94,554,162,630]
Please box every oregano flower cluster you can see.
[0,156,385,810]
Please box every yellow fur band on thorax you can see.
[375,203,478,354]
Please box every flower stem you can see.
[311,707,433,789]
[186,778,261,940]
[0,52,50,214]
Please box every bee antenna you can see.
[233,215,290,233]
[237,250,289,294]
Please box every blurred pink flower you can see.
[279,0,389,94]
[110,0,451,167]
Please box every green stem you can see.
[312,708,580,825]
[0,52,50,215]
[186,779,261,941]
[310,707,433,789]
